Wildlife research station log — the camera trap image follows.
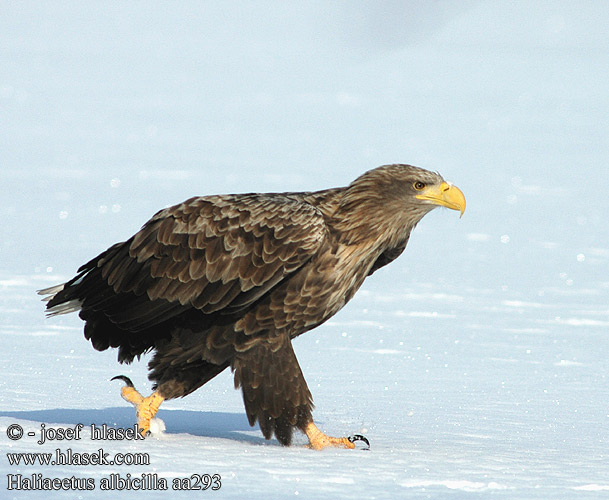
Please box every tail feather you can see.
[37,283,66,300]
[45,299,83,317]
[37,283,82,317]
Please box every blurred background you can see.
[1,0,607,294]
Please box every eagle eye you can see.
[413,181,426,191]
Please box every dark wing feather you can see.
[53,193,327,333]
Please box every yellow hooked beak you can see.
[415,181,466,217]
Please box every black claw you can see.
[110,375,134,387]
[348,434,370,450]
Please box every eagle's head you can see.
[342,164,465,216]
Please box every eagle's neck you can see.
[329,193,424,251]
[302,183,428,265]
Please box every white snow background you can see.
[1,1,608,498]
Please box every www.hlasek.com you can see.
[5,423,221,491]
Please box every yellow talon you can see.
[120,385,144,405]
[112,376,165,436]
[304,422,355,450]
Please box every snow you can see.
[1,1,608,498]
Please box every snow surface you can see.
[1,1,609,498]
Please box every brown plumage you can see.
[40,164,465,446]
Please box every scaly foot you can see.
[304,422,369,450]
[111,375,165,436]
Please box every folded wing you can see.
[44,193,328,333]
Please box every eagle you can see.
[39,164,465,450]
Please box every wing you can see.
[48,193,328,333]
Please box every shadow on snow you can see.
[0,407,270,445]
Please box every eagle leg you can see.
[111,375,165,436]
[305,421,368,450]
